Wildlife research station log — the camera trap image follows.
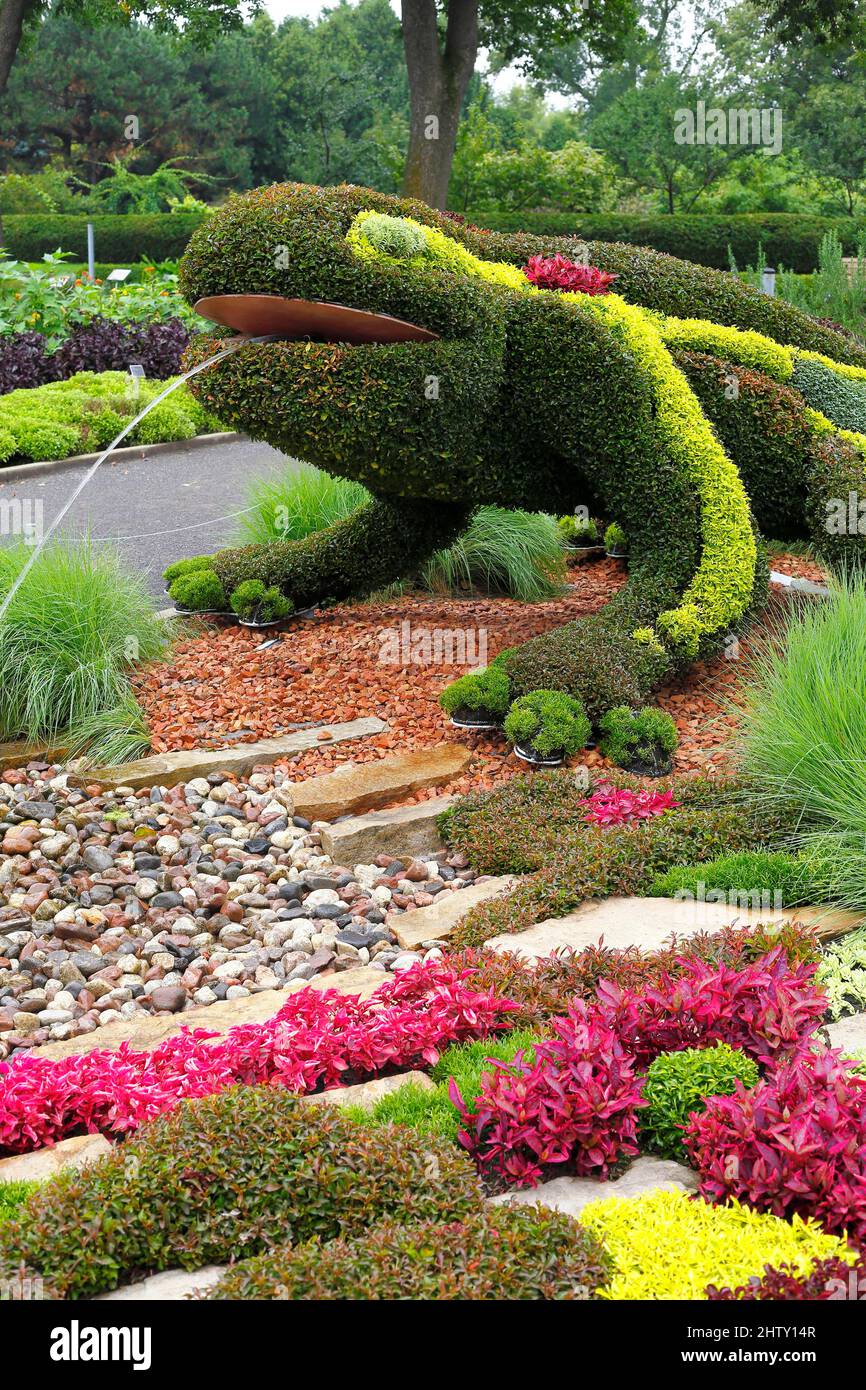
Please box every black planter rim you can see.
[514,741,565,767]
[449,709,501,730]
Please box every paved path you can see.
[0,438,295,597]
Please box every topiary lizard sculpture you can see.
[177,183,866,720]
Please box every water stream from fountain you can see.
[0,333,278,623]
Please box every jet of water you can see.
[0,334,278,623]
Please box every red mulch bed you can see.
[135,552,825,797]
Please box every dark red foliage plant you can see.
[687,1049,866,1242]
[594,946,826,1070]
[449,998,645,1188]
[521,254,618,295]
[707,1256,866,1301]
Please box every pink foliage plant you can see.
[0,961,516,1156]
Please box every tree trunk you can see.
[0,0,28,97]
[401,0,478,209]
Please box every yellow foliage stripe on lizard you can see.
[570,293,757,658]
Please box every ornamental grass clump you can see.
[686,1048,866,1242]
[736,573,866,912]
[0,1086,482,1299]
[421,506,567,602]
[205,1206,612,1301]
[580,1189,855,1301]
[0,539,166,761]
[640,1044,760,1162]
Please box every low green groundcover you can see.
[0,371,224,465]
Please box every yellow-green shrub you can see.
[660,317,794,381]
[578,295,757,660]
[580,1189,855,1301]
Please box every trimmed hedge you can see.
[1,213,206,263]
[466,210,866,275]
[206,1206,612,1301]
[792,356,866,434]
[0,372,223,464]
[0,1085,481,1299]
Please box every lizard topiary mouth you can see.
[193,294,439,345]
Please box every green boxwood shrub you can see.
[649,850,813,906]
[163,554,213,585]
[598,705,678,774]
[558,514,598,544]
[504,689,592,759]
[0,1086,481,1299]
[168,569,226,612]
[205,1205,611,1300]
[640,1044,760,1162]
[439,665,511,722]
[0,371,220,464]
[229,579,293,623]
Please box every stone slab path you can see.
[483,897,862,961]
[291,745,470,823]
[390,875,515,950]
[94,1265,227,1302]
[489,1155,699,1219]
[72,719,388,791]
[828,1011,866,1054]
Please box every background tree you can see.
[399,0,637,208]
[0,0,254,98]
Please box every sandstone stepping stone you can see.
[489,1156,699,1219]
[301,1070,434,1110]
[68,718,388,791]
[320,794,455,863]
[0,1132,112,1184]
[30,966,388,1061]
[290,744,470,823]
[0,738,67,772]
[827,1011,866,1054]
[390,875,516,950]
[94,1265,227,1302]
[484,896,862,961]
